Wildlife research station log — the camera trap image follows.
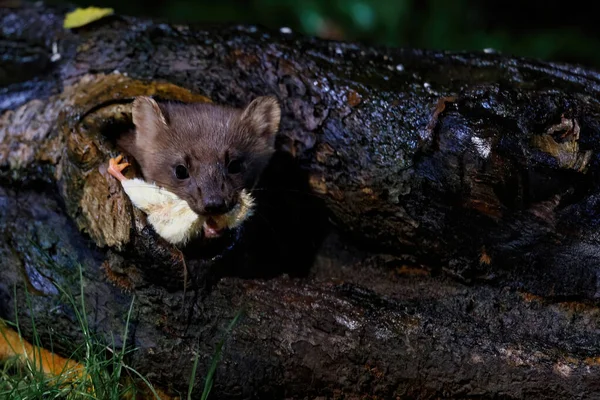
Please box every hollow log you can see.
[2,2,600,398]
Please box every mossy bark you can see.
[2,3,600,398]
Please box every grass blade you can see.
[194,307,245,400]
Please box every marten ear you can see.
[132,97,168,139]
[240,96,281,138]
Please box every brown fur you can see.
[118,96,280,217]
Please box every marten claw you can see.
[108,155,130,182]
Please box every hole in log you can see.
[79,99,331,282]
[219,151,332,280]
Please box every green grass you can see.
[0,264,159,399]
[0,260,244,400]
[188,307,245,400]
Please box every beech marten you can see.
[113,96,281,241]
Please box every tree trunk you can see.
[2,3,600,398]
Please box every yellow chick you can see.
[107,155,254,246]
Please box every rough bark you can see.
[2,2,600,399]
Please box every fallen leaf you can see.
[63,7,114,29]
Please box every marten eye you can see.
[175,165,189,179]
[227,159,244,174]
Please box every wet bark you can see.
[3,2,600,399]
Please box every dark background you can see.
[36,0,600,68]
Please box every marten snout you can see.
[202,194,235,216]
[191,175,237,216]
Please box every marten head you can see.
[119,96,281,238]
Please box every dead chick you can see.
[107,155,254,246]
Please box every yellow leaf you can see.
[63,7,114,29]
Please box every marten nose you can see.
[203,196,232,215]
